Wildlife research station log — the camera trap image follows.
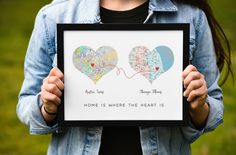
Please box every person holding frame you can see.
[17,0,233,154]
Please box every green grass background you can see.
[0,0,235,154]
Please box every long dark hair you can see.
[175,0,233,85]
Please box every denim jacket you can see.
[17,0,223,154]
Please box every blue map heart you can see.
[129,46,174,83]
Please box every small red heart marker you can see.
[155,67,159,71]
[91,63,95,67]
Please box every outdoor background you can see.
[0,0,235,154]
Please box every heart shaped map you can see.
[73,46,118,84]
[129,46,174,83]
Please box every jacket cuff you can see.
[204,95,223,132]
[29,93,60,135]
[181,95,223,143]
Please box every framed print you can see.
[57,24,189,127]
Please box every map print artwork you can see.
[73,45,174,84]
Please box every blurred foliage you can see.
[0,0,235,154]
[0,1,52,154]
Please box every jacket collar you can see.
[149,0,178,12]
[65,0,178,23]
